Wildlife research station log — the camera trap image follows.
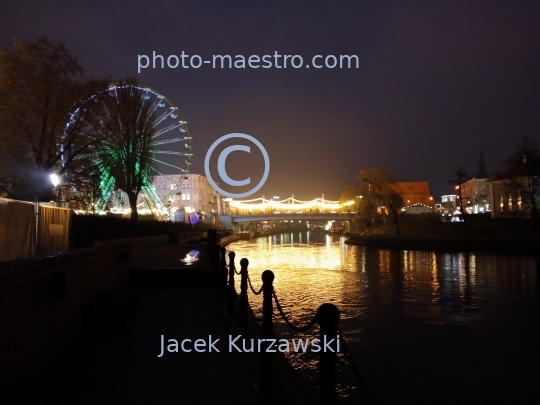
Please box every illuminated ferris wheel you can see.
[63,83,192,217]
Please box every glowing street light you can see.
[50,173,60,187]
[49,173,61,206]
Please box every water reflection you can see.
[229,231,540,404]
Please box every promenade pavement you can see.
[14,238,318,405]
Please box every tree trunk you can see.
[388,201,400,236]
[128,191,139,221]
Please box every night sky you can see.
[2,0,539,200]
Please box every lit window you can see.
[187,194,190,200]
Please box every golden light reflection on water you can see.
[233,233,348,319]
[228,232,539,402]
[230,233,538,327]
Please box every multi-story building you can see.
[458,150,491,214]
[136,173,226,222]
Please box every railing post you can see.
[317,303,340,404]
[220,247,227,298]
[227,251,236,316]
[239,258,249,336]
[261,269,275,391]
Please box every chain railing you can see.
[247,273,263,296]
[272,289,318,332]
[218,246,377,405]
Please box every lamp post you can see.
[50,173,61,207]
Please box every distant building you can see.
[440,195,458,215]
[135,173,226,221]
[489,176,534,219]
[460,178,491,214]
[389,181,435,214]
[459,150,491,214]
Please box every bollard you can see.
[220,247,227,298]
[239,258,249,336]
[261,269,275,391]
[227,251,236,316]
[316,303,340,404]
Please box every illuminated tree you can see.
[91,80,156,220]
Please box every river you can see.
[228,231,540,404]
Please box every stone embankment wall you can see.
[0,243,130,380]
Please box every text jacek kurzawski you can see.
[157,335,340,357]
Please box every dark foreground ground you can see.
[24,287,316,405]
[3,240,317,405]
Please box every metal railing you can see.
[206,229,377,404]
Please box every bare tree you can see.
[0,37,107,201]
[357,167,392,221]
[387,192,404,236]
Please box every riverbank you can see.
[346,220,540,254]
[4,236,316,404]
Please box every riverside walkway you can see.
[12,238,317,405]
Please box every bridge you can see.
[216,196,356,228]
[219,212,356,224]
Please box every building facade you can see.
[389,181,435,214]
[130,173,226,222]
[459,178,491,214]
[149,174,221,211]
[489,176,536,219]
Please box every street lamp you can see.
[50,173,61,207]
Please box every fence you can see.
[206,229,377,404]
[0,198,72,262]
